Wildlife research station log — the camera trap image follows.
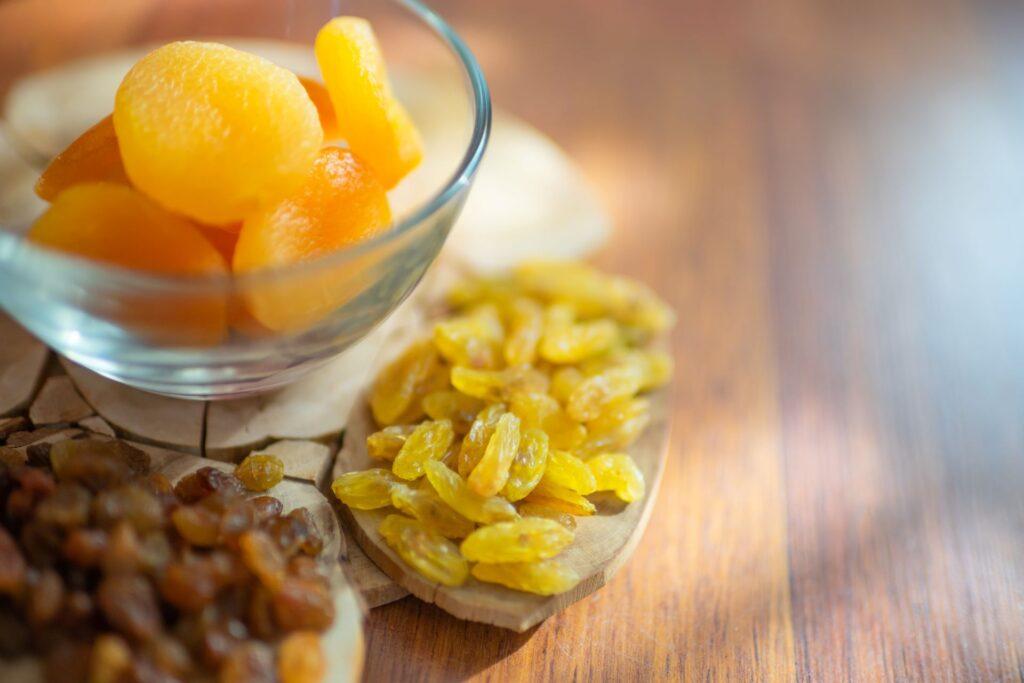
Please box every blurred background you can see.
[2,0,1023,679]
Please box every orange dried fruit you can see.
[27,183,227,276]
[298,76,339,140]
[315,17,423,188]
[114,41,323,225]
[34,115,127,201]
[27,183,228,344]
[233,147,391,331]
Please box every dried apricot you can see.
[460,518,572,563]
[423,460,517,524]
[27,183,228,344]
[114,41,322,224]
[471,560,580,596]
[298,76,339,140]
[315,17,422,188]
[233,147,392,331]
[330,468,397,510]
[587,453,645,502]
[392,419,454,481]
[378,514,468,586]
[35,115,127,201]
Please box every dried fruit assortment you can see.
[27,16,422,339]
[333,261,673,595]
[0,438,335,681]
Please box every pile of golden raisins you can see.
[332,261,674,595]
[0,438,332,682]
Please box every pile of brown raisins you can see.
[0,437,332,682]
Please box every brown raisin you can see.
[0,526,27,594]
[174,467,245,503]
[248,496,283,524]
[93,484,165,531]
[97,573,162,641]
[159,560,217,613]
[272,577,334,632]
[219,642,275,683]
[62,528,108,568]
[238,531,285,591]
[103,521,143,574]
[35,482,92,528]
[171,505,221,546]
[27,567,64,624]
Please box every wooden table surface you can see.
[2,0,1022,680]
[363,0,1024,680]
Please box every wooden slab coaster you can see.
[60,358,205,453]
[28,375,93,425]
[203,301,424,460]
[334,389,672,632]
[0,316,49,417]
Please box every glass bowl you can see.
[0,0,489,399]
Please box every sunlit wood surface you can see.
[364,0,1024,680]
[2,0,1022,680]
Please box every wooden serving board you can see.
[333,387,672,632]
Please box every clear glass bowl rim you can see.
[0,0,491,295]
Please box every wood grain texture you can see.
[2,0,1023,679]
[358,0,1024,680]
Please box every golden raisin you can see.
[460,518,572,563]
[501,427,550,502]
[389,483,475,539]
[378,514,468,586]
[423,461,517,524]
[467,413,521,497]
[330,468,397,510]
[587,453,645,502]
[392,419,455,481]
[235,454,285,492]
[471,559,580,596]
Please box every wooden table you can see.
[1,0,1021,679]
[363,1,1024,680]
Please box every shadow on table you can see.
[362,596,537,682]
